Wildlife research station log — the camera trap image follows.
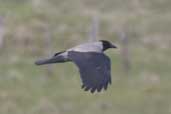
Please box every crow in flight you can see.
[35,40,117,93]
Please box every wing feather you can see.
[68,51,111,93]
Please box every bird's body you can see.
[35,40,117,93]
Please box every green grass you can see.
[0,48,170,114]
[0,0,171,114]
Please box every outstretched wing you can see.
[68,51,111,93]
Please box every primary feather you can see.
[68,51,111,93]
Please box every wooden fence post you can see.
[88,15,99,42]
[0,16,5,49]
[119,31,131,74]
[43,23,54,76]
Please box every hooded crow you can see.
[35,40,117,93]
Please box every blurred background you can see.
[0,0,171,114]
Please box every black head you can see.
[100,40,117,51]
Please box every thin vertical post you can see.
[119,31,131,74]
[88,15,99,42]
[0,16,5,49]
[44,23,54,76]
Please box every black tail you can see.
[35,55,67,65]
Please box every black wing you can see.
[68,51,111,93]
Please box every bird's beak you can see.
[111,43,117,48]
[35,56,59,65]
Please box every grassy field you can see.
[0,0,171,114]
